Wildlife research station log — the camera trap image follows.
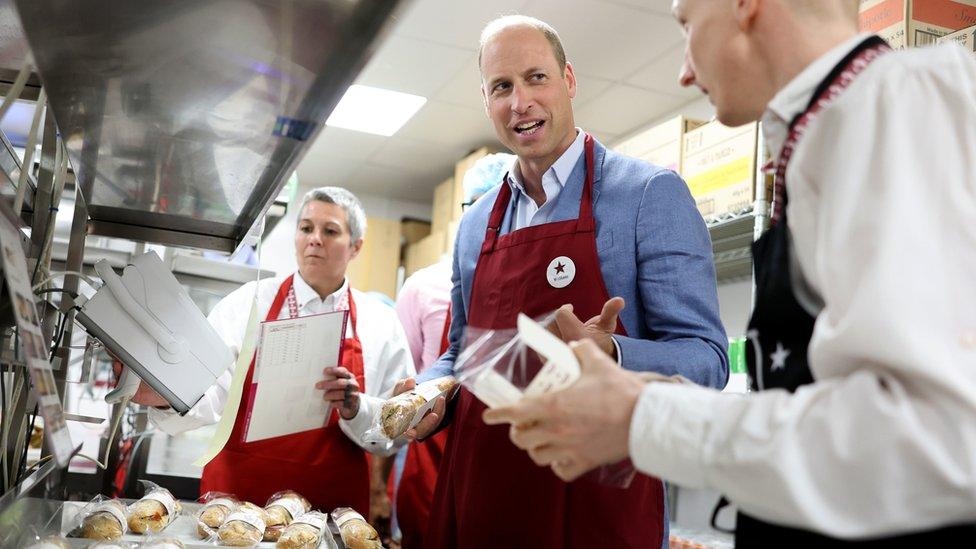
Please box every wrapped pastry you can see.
[25,536,70,549]
[218,506,267,547]
[196,493,238,538]
[365,376,458,447]
[275,511,328,549]
[127,486,181,534]
[332,507,381,549]
[78,500,128,540]
[263,490,311,541]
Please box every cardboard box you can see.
[401,219,431,246]
[938,23,976,54]
[453,146,497,219]
[614,116,706,173]
[859,0,976,49]
[404,230,448,278]
[445,219,460,258]
[431,177,455,234]
[347,217,401,298]
[682,121,759,219]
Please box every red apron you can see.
[425,134,664,548]
[397,306,452,549]
[200,275,370,514]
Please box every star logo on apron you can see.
[546,256,576,289]
[769,342,791,371]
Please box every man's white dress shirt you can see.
[149,272,415,456]
[507,128,585,230]
[628,37,976,537]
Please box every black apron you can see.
[731,35,976,547]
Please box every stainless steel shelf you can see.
[13,0,405,252]
[708,209,758,283]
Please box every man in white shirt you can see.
[125,186,414,515]
[486,0,976,544]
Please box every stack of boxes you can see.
[682,121,760,220]
[614,115,762,221]
[403,147,495,278]
[858,0,976,48]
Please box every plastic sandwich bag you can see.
[454,310,638,488]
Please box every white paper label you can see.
[204,498,236,512]
[333,509,365,529]
[471,368,523,409]
[271,497,306,521]
[416,378,448,401]
[142,490,177,517]
[90,501,126,530]
[292,512,326,532]
[226,508,266,532]
[523,359,580,397]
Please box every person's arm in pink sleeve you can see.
[395,282,424,373]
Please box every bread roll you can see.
[332,507,381,549]
[127,487,181,534]
[78,500,127,540]
[263,491,311,541]
[275,511,328,549]
[197,497,237,538]
[218,505,267,547]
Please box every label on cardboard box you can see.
[938,23,976,53]
[859,0,976,48]
[682,121,757,217]
[617,116,703,173]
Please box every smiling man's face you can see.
[480,25,578,167]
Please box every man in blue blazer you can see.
[409,14,728,549]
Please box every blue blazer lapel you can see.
[551,137,607,220]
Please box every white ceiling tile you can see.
[571,75,614,108]
[396,100,497,151]
[626,41,700,99]
[302,126,387,161]
[356,35,472,98]
[295,153,360,188]
[600,0,674,15]
[433,54,485,110]
[345,163,441,202]
[574,84,687,135]
[522,0,682,81]
[390,0,532,51]
[369,137,464,178]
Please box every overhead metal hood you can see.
[12,0,404,252]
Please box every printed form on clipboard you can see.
[243,309,348,442]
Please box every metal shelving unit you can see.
[706,127,771,287]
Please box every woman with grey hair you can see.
[132,186,415,517]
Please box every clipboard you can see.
[242,309,348,442]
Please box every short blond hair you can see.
[478,15,567,74]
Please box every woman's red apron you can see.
[424,134,664,548]
[397,307,452,549]
[200,275,370,514]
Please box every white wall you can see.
[717,278,752,338]
[257,192,431,276]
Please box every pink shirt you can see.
[395,258,453,373]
